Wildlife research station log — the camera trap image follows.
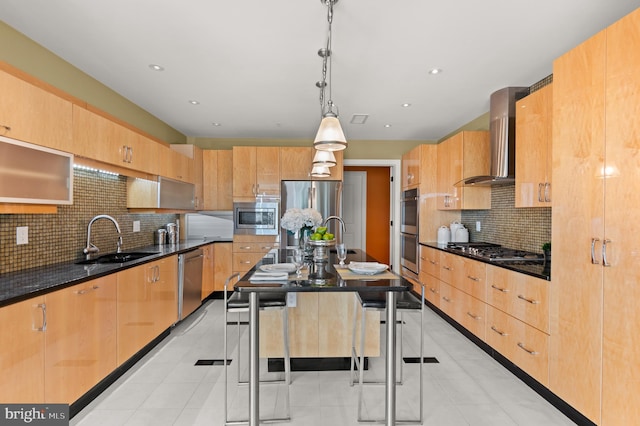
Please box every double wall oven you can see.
[400,188,419,281]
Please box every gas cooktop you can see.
[446,242,544,264]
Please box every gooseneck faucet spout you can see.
[84,214,122,259]
[322,215,346,243]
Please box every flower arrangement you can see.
[280,208,323,234]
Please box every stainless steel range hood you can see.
[459,86,529,186]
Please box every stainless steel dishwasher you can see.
[178,248,204,321]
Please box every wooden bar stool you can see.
[350,287,424,423]
[223,273,291,425]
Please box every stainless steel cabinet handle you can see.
[76,285,100,295]
[239,246,252,250]
[442,266,452,271]
[429,287,438,294]
[0,124,11,132]
[241,260,251,264]
[466,312,482,320]
[261,246,273,250]
[467,275,480,282]
[602,239,612,267]
[490,325,508,336]
[538,183,544,202]
[127,146,133,163]
[34,303,47,332]
[491,284,509,293]
[517,294,539,305]
[429,260,437,265]
[544,182,551,202]
[591,238,600,264]
[517,342,539,356]
[442,296,452,303]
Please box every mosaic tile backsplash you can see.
[0,168,177,274]
[461,184,551,254]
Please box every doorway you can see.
[344,159,400,270]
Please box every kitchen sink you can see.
[76,251,160,265]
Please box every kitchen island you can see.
[234,248,411,426]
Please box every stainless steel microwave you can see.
[233,201,279,235]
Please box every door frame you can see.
[344,159,401,273]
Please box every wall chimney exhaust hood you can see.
[458,87,529,186]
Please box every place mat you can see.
[335,267,397,280]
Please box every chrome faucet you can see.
[84,214,122,259]
[322,215,346,244]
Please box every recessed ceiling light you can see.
[401,103,411,108]
[212,122,221,127]
[189,100,200,105]
[428,68,442,75]
[148,64,164,71]
[384,124,392,128]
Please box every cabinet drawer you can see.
[232,241,279,253]
[419,246,440,278]
[233,252,265,272]
[439,252,458,284]
[486,305,549,386]
[420,272,440,308]
[457,257,487,302]
[458,290,486,341]
[486,265,549,333]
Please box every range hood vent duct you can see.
[459,86,529,186]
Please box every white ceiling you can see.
[1,1,638,142]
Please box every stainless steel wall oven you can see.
[400,188,419,280]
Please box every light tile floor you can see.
[71,299,577,426]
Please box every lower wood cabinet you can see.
[117,256,178,365]
[0,296,45,403]
[44,275,117,403]
[420,271,440,309]
[232,235,279,275]
[201,242,233,299]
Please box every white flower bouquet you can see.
[280,208,323,234]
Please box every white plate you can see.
[259,263,297,273]
[348,262,389,275]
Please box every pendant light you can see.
[312,149,337,167]
[314,0,347,152]
[310,165,331,177]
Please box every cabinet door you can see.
[160,146,193,183]
[255,147,280,196]
[436,136,459,210]
[280,147,312,180]
[213,242,233,292]
[0,70,72,152]
[457,258,486,302]
[44,276,117,404]
[602,9,640,425]
[515,84,553,207]
[172,144,203,207]
[217,150,234,209]
[550,28,605,424]
[0,297,45,403]
[232,146,257,198]
[201,243,215,300]
[401,145,420,188]
[203,150,233,210]
[420,272,440,308]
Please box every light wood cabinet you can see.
[202,149,233,210]
[551,9,640,424]
[201,242,233,298]
[201,243,215,300]
[160,145,193,183]
[116,256,178,365]
[280,146,312,180]
[454,257,487,303]
[401,145,421,189]
[171,144,203,208]
[232,235,279,274]
[515,83,553,207]
[436,131,491,210]
[233,146,280,200]
[73,105,158,175]
[44,275,117,404]
[0,296,45,403]
[0,69,72,153]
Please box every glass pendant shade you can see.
[312,149,337,167]
[310,165,331,177]
[313,113,347,151]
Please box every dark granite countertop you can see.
[0,238,232,308]
[421,242,551,281]
[235,248,411,293]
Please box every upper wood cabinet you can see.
[515,83,553,207]
[160,145,193,183]
[401,145,421,189]
[0,69,73,153]
[436,131,491,210]
[202,149,233,210]
[233,146,280,199]
[73,105,159,175]
[44,275,117,404]
[280,147,312,180]
[550,9,640,424]
[171,144,203,207]
[0,296,45,403]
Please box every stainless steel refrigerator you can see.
[280,180,343,247]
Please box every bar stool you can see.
[223,273,291,425]
[350,287,424,423]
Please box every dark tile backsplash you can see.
[0,168,177,274]
[461,184,551,253]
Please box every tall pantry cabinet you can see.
[550,8,640,425]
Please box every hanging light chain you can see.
[317,0,337,118]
